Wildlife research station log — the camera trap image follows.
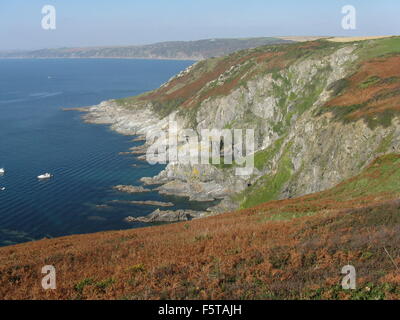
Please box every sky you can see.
[0,0,399,50]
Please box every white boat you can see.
[37,173,52,180]
[0,187,5,191]
[0,168,4,174]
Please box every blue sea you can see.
[0,58,208,247]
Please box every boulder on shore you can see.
[125,209,206,223]
[111,200,174,207]
[113,185,151,193]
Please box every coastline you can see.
[74,99,240,219]
[0,57,201,61]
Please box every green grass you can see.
[357,37,400,60]
[304,283,398,300]
[259,210,318,222]
[358,76,381,89]
[327,78,350,96]
[95,278,115,292]
[115,96,138,107]
[74,278,94,294]
[211,157,236,169]
[315,37,400,129]
[151,98,185,118]
[244,153,400,211]
[365,109,397,129]
[320,104,364,121]
[74,277,115,295]
[295,76,327,115]
[240,142,293,208]
[329,154,400,199]
[375,131,395,154]
[254,136,286,171]
[319,104,396,130]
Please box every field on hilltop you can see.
[328,36,394,43]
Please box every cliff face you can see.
[84,37,400,212]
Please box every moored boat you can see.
[37,173,52,179]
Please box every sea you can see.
[0,58,210,246]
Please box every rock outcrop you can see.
[125,209,206,223]
[113,185,151,194]
[111,200,174,207]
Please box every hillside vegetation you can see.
[1,154,400,299]
[129,37,400,130]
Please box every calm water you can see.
[0,58,206,246]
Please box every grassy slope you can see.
[117,40,345,120]
[116,36,400,127]
[118,37,400,122]
[320,37,400,129]
[1,154,400,300]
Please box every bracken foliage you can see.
[118,40,342,122]
[1,154,400,300]
[321,37,400,128]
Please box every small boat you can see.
[37,173,52,180]
[0,168,4,174]
[0,187,5,191]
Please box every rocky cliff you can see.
[84,37,400,213]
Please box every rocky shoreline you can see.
[113,185,151,193]
[125,209,206,223]
[80,100,239,216]
[110,200,174,207]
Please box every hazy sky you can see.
[0,0,398,50]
